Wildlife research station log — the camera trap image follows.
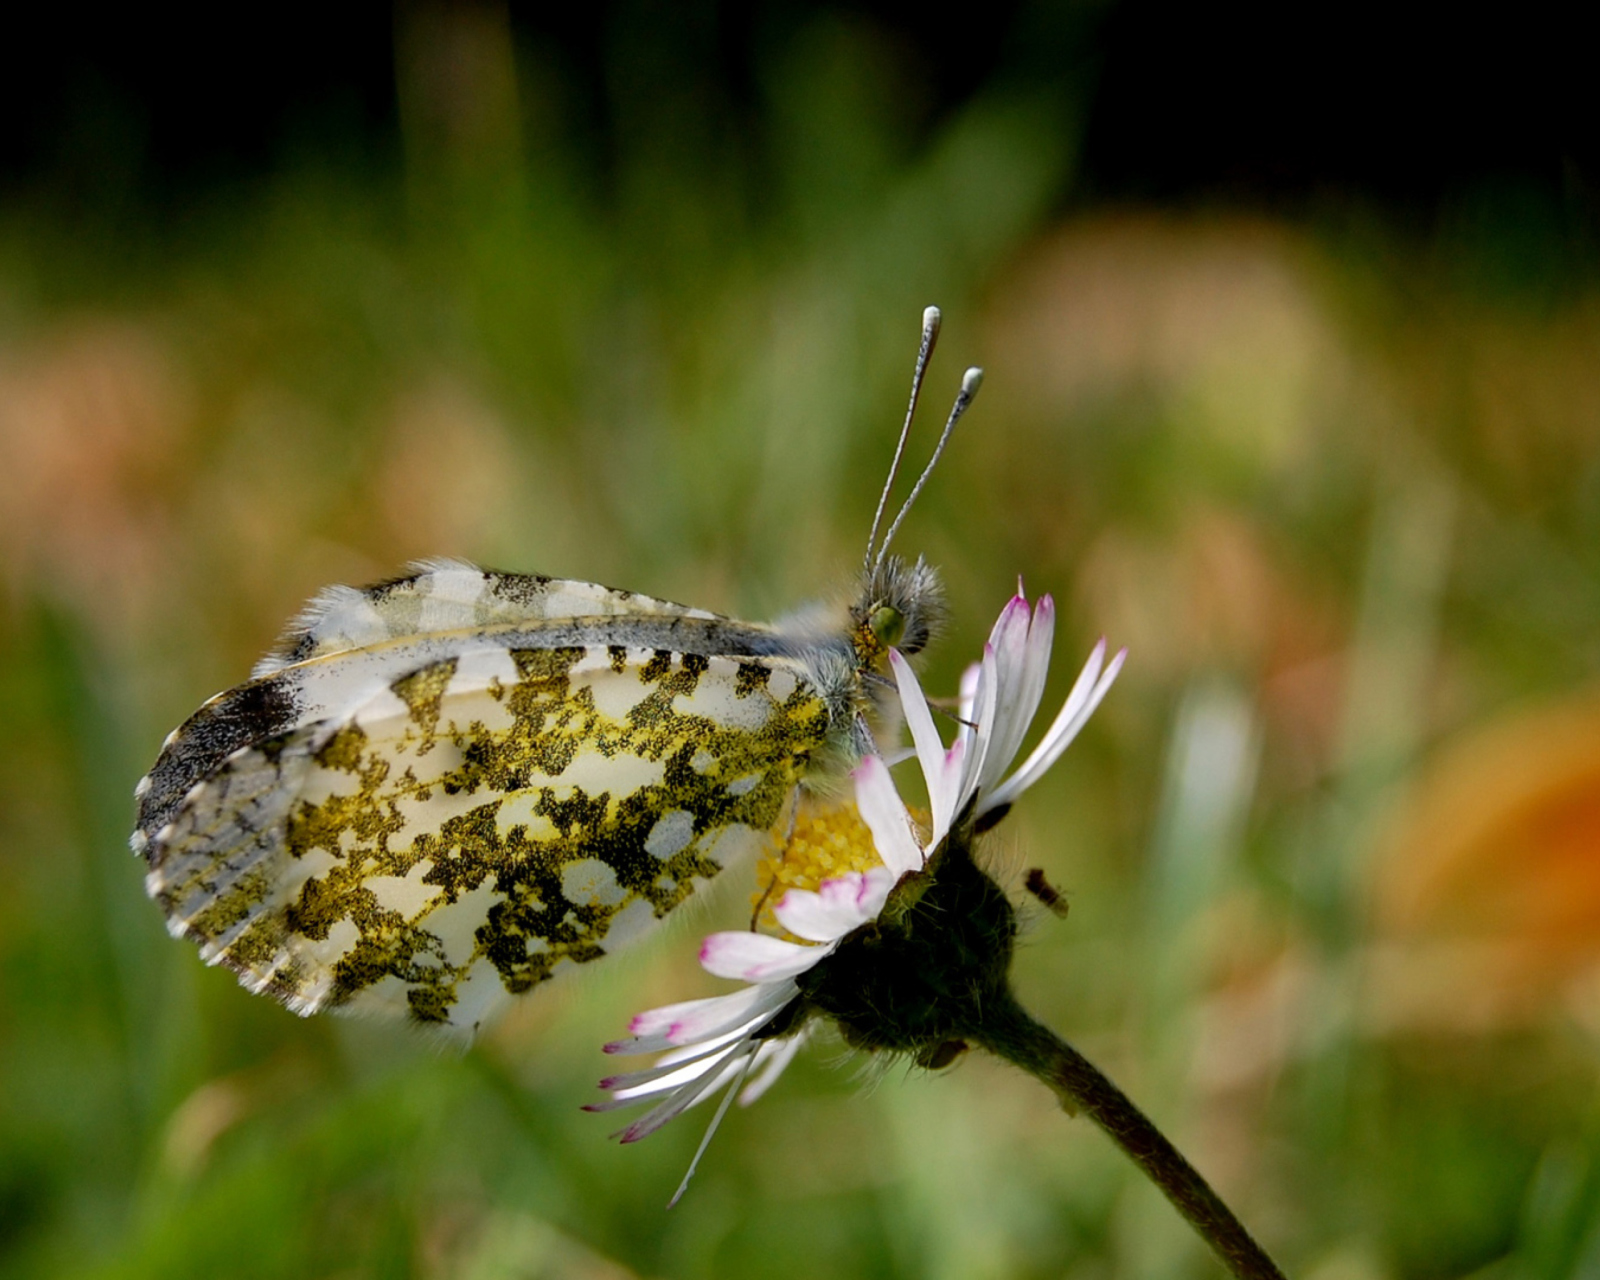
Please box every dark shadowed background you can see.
[3,4,1599,1278]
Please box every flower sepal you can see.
[792,827,1018,1058]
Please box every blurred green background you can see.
[3,4,1599,1277]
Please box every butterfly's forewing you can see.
[134,564,786,867]
[144,640,830,1030]
[252,559,722,677]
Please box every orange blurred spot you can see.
[1370,690,1600,1031]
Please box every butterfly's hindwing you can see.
[145,642,831,1029]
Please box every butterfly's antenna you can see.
[864,305,942,574]
[873,365,983,572]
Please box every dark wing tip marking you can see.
[133,676,302,860]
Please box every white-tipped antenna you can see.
[864,305,942,574]
[873,366,983,572]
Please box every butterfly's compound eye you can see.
[868,604,907,650]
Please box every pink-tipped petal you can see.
[609,1050,740,1104]
[989,593,1033,675]
[599,1036,748,1096]
[982,605,1030,757]
[583,1097,642,1113]
[1011,596,1057,755]
[853,754,925,876]
[771,886,855,943]
[978,594,1050,795]
[619,1049,749,1144]
[625,984,769,1039]
[774,869,888,941]
[608,982,794,1055]
[822,866,895,928]
[592,1035,746,1108]
[820,865,894,913]
[699,932,825,983]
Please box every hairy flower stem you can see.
[974,994,1287,1280]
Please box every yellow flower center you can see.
[750,794,927,938]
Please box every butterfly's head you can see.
[851,554,945,665]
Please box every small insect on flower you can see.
[1024,867,1071,918]
[132,308,980,1033]
[596,588,1124,1202]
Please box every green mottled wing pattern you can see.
[144,641,830,1030]
[132,563,802,879]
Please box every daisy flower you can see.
[592,588,1124,1203]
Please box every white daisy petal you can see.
[620,987,760,1042]
[959,646,1000,812]
[1023,595,1058,706]
[667,1052,760,1207]
[608,980,796,1055]
[619,1049,750,1144]
[888,649,947,814]
[819,865,895,915]
[988,600,1029,721]
[981,635,1102,811]
[838,864,896,922]
[772,887,855,943]
[1050,637,1107,742]
[929,735,967,849]
[853,754,924,876]
[986,644,1125,813]
[983,595,1055,796]
[699,932,827,983]
[589,1043,746,1109]
[597,1036,750,1097]
[620,983,768,1041]
[957,661,982,750]
[582,1094,657,1114]
[775,869,891,942]
[989,592,1033,691]
[739,1029,810,1105]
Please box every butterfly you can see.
[131,307,982,1033]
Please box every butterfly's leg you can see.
[748,788,802,931]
